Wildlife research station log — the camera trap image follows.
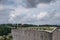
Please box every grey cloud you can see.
[0,0,7,4]
[0,0,55,8]
[47,10,56,19]
[25,0,55,8]
[0,0,15,6]
[0,8,13,23]
[0,0,60,25]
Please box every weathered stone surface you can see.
[52,28,60,40]
[11,29,52,40]
[11,28,60,40]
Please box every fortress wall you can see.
[11,29,52,40]
[52,28,60,40]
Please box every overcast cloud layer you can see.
[0,0,60,25]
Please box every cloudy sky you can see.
[0,0,60,25]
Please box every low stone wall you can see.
[11,27,60,40]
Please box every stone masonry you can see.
[11,27,60,40]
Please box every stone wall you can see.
[11,28,60,40]
[11,29,52,40]
[52,28,60,40]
